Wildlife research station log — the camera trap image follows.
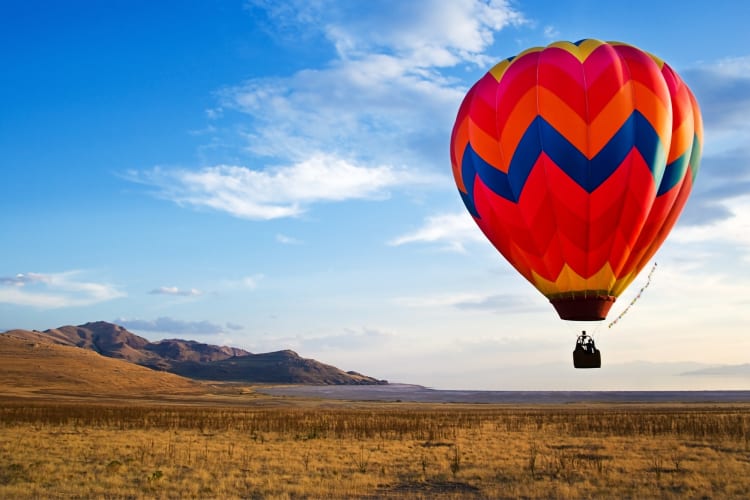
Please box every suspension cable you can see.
[607,261,658,328]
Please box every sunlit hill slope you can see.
[0,332,202,397]
[1,321,387,389]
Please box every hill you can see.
[681,363,750,377]
[10,321,251,370]
[2,321,387,385]
[0,332,203,397]
[169,349,386,384]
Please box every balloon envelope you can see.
[450,39,702,321]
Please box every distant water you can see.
[260,384,750,404]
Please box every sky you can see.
[2,0,750,390]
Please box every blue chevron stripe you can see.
[463,112,667,205]
[658,148,689,196]
[688,132,702,182]
[462,141,518,205]
[459,145,481,218]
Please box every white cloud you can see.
[225,322,244,331]
[683,56,750,156]
[242,326,395,354]
[205,107,223,120]
[611,257,750,346]
[0,274,40,286]
[130,1,523,220]
[240,275,261,288]
[319,1,525,70]
[543,25,560,39]
[116,316,225,335]
[149,286,202,297]
[0,271,124,308]
[222,1,522,167]
[394,291,492,308]
[220,58,463,166]
[302,326,394,351]
[220,274,263,290]
[672,194,750,262]
[388,212,484,252]
[250,0,524,65]
[394,291,542,314]
[129,154,426,220]
[276,233,303,245]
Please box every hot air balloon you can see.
[450,39,702,365]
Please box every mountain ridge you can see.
[2,321,387,385]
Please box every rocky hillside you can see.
[2,321,387,385]
[169,349,385,384]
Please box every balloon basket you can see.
[573,349,601,369]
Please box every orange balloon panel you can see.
[450,39,702,321]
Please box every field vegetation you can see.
[1,399,749,498]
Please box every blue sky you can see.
[2,0,750,390]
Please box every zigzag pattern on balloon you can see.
[461,112,666,204]
[450,39,703,303]
[470,145,658,290]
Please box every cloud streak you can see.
[0,271,124,308]
[683,56,750,150]
[276,233,303,245]
[149,286,202,297]
[673,57,750,229]
[244,326,394,354]
[394,291,543,314]
[128,155,426,220]
[220,274,263,290]
[129,1,523,220]
[115,316,226,335]
[389,212,485,252]
[672,194,750,262]
[251,0,524,65]
[220,1,521,167]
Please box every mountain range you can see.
[1,321,387,385]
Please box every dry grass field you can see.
[1,399,750,499]
[2,333,750,498]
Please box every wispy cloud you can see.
[302,327,394,352]
[453,294,544,313]
[0,271,124,308]
[129,1,523,220]
[388,212,484,252]
[679,151,750,227]
[247,0,524,67]
[115,316,225,335]
[220,1,519,166]
[220,274,263,290]
[542,25,560,39]
[683,56,750,152]
[394,292,491,308]
[245,326,394,353]
[149,286,202,297]
[672,194,750,262]
[276,233,303,245]
[0,274,40,286]
[675,56,750,230]
[127,155,426,220]
[394,291,542,314]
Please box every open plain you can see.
[2,392,750,499]
[2,333,750,498]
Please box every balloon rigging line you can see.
[608,262,658,329]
